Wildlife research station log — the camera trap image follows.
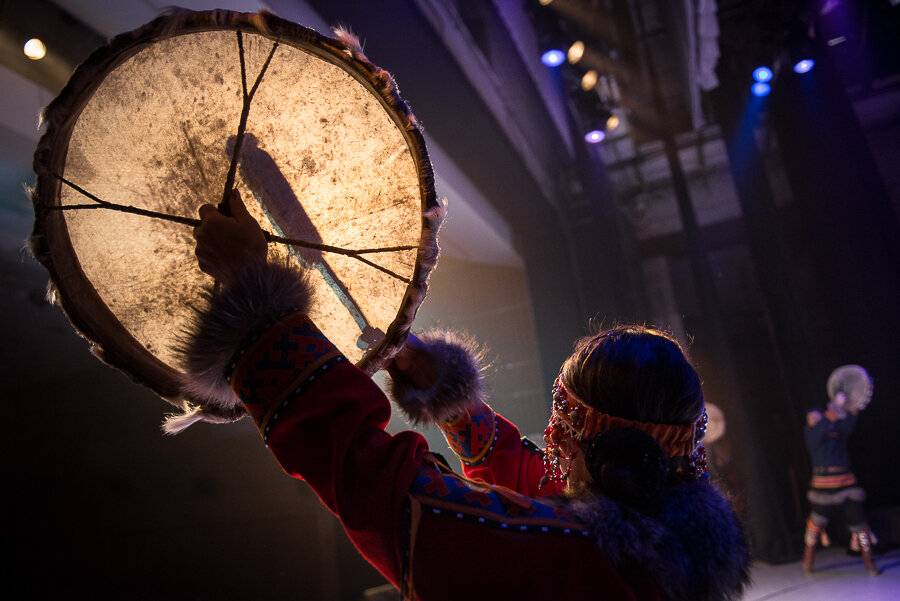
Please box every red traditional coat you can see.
[225,312,666,600]
[181,264,749,601]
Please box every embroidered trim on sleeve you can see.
[439,400,498,466]
[230,312,345,439]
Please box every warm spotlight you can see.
[793,59,815,74]
[752,66,773,82]
[567,41,585,64]
[24,38,47,60]
[581,69,598,91]
[751,82,771,97]
[539,0,554,5]
[585,129,606,144]
[606,114,620,131]
[541,49,566,67]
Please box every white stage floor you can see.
[743,547,900,600]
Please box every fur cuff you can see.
[165,259,312,433]
[386,330,486,424]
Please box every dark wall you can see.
[3,255,388,599]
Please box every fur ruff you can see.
[165,259,312,434]
[564,480,751,601]
[386,330,486,424]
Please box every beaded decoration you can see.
[540,375,709,488]
[540,377,585,488]
[539,376,587,488]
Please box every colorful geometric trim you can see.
[229,312,345,440]
[409,465,590,538]
[811,472,857,489]
[439,400,498,466]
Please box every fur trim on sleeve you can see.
[164,259,312,433]
[386,330,486,425]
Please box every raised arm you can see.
[180,190,430,587]
[386,331,563,497]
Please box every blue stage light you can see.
[584,129,606,144]
[751,82,771,97]
[752,67,773,82]
[793,59,815,74]
[541,49,566,67]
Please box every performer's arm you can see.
[832,411,858,435]
[440,403,561,496]
[182,191,428,588]
[386,331,563,497]
[804,410,828,451]
[234,313,427,587]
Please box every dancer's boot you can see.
[802,519,824,574]
[856,530,880,576]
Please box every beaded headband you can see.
[541,376,708,487]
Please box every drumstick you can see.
[220,30,279,215]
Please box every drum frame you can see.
[30,9,439,407]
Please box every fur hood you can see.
[564,479,751,601]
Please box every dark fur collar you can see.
[563,479,750,601]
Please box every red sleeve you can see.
[221,313,662,600]
[439,400,564,497]
[229,313,428,588]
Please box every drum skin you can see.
[30,10,440,408]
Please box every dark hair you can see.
[561,325,704,506]
[584,427,668,511]
[561,325,703,425]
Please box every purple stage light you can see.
[751,82,771,97]
[752,67,773,82]
[541,49,566,67]
[793,59,815,74]
[584,129,605,143]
